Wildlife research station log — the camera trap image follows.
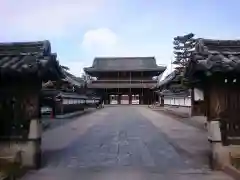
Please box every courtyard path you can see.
[21,106,233,180]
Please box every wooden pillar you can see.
[129,85,132,104]
[152,91,156,104]
[104,89,108,104]
[129,92,132,104]
[107,94,110,104]
[52,100,56,117]
[160,95,164,106]
[191,88,199,116]
[61,99,64,115]
[143,89,146,105]
[118,94,121,104]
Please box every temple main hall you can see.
[84,57,166,104]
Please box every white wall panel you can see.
[164,97,191,107]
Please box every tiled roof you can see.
[157,69,182,88]
[0,40,64,80]
[160,89,190,97]
[0,41,51,56]
[41,89,61,97]
[41,89,87,99]
[62,70,85,87]
[57,92,87,99]
[185,38,240,78]
[84,57,166,72]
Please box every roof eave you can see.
[84,67,166,72]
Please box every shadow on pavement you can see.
[41,108,101,132]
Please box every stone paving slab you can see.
[138,107,209,163]
[21,167,232,180]
[21,106,233,180]
[41,108,98,132]
[151,106,207,131]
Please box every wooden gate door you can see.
[208,83,240,145]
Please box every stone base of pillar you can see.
[21,140,42,169]
[0,139,42,170]
[208,121,231,170]
[0,119,42,169]
[23,119,42,169]
[210,142,230,170]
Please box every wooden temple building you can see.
[0,40,102,170]
[41,70,88,116]
[154,67,191,107]
[153,65,205,116]
[184,38,240,168]
[0,40,65,169]
[41,68,103,116]
[84,57,166,104]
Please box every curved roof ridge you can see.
[0,40,51,56]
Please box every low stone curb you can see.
[149,106,190,118]
[42,108,100,131]
[223,165,240,180]
[56,107,101,119]
[41,111,86,130]
[56,110,86,119]
[164,108,190,118]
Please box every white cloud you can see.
[0,0,108,76]
[81,28,118,56]
[0,0,106,40]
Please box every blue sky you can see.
[1,0,240,76]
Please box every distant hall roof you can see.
[84,57,166,72]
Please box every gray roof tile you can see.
[157,69,183,88]
[0,40,51,56]
[57,92,87,99]
[0,40,64,80]
[161,89,190,97]
[84,57,166,72]
[185,38,240,77]
[62,70,85,87]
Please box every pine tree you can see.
[173,33,196,67]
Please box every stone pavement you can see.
[150,105,191,118]
[41,108,97,132]
[151,106,207,130]
[21,106,233,180]
[138,107,209,166]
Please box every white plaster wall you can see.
[110,100,118,104]
[185,98,191,106]
[121,100,129,104]
[179,99,184,106]
[194,88,204,101]
[164,97,191,107]
[86,100,94,104]
[132,100,139,104]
